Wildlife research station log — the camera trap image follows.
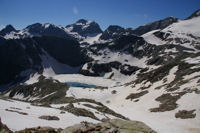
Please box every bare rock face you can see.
[61,119,157,133]
[0,25,17,36]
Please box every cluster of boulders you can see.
[61,119,156,133]
[0,118,156,133]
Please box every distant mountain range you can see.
[0,15,179,44]
[0,9,200,86]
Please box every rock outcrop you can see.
[62,119,156,133]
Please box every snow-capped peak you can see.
[43,23,51,29]
[0,24,17,36]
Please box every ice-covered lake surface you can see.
[66,82,96,88]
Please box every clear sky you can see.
[0,0,199,30]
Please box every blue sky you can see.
[0,0,199,30]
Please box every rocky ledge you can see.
[1,119,156,133]
[62,119,156,133]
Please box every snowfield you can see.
[0,98,99,131]
[2,70,199,133]
[163,17,200,37]
[142,16,200,51]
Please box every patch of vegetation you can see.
[126,90,148,100]
[150,92,186,112]
[61,103,100,121]
[83,104,128,120]
[39,115,60,121]
[175,110,196,119]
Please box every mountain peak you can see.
[66,19,102,37]
[76,19,89,24]
[0,24,16,36]
[99,25,126,40]
[186,9,200,19]
[106,25,125,32]
[5,24,16,30]
[26,23,42,29]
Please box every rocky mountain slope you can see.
[0,9,200,133]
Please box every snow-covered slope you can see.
[143,16,200,51]
[163,17,200,36]
[0,98,99,131]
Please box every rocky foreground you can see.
[0,118,156,133]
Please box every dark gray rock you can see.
[0,25,17,36]
[0,36,87,86]
[100,25,126,40]
[25,23,72,39]
[131,17,178,36]
[66,19,103,37]
[186,9,200,19]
